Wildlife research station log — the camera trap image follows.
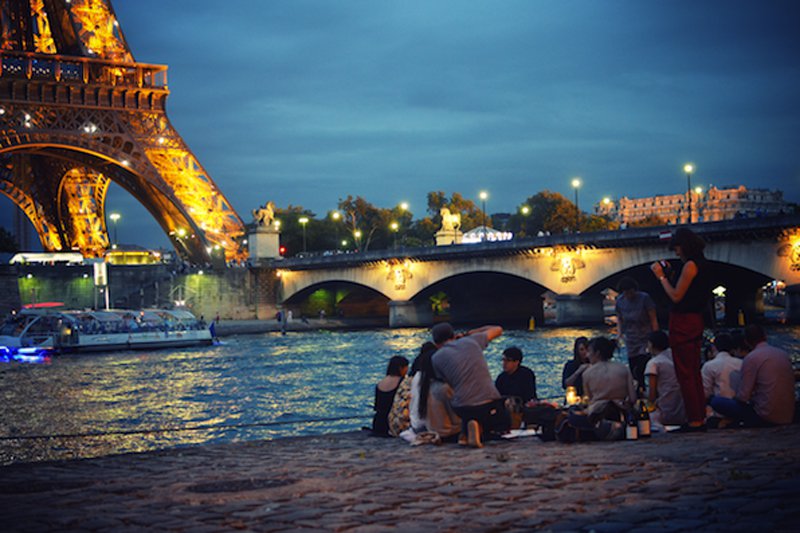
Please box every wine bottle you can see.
[625,410,638,440]
[637,400,651,438]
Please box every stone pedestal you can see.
[389,300,433,328]
[555,293,604,326]
[248,226,281,260]
[435,229,462,246]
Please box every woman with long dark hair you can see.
[409,342,461,439]
[372,355,409,436]
[562,336,589,395]
[651,227,712,431]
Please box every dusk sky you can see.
[3,1,800,248]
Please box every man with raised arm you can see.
[431,323,509,448]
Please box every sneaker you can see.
[467,420,483,448]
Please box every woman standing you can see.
[650,228,712,431]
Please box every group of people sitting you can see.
[562,324,795,434]
[372,323,539,447]
[372,321,795,448]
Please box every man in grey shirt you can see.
[615,277,659,392]
[431,322,509,448]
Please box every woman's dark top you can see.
[672,257,712,314]
[562,360,584,396]
[372,385,398,436]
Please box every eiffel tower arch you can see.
[0,0,246,263]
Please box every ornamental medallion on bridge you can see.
[386,260,413,290]
[777,233,800,272]
[550,247,586,283]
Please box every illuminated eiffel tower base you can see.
[0,0,245,263]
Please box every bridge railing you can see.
[269,214,800,270]
[0,51,167,89]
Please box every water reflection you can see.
[1,326,798,464]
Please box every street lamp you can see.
[399,202,409,212]
[109,212,120,249]
[694,186,704,222]
[479,190,488,241]
[390,221,399,249]
[684,163,694,224]
[354,229,362,250]
[330,211,342,249]
[298,216,309,253]
[521,205,530,215]
[571,178,581,232]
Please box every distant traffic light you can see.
[279,245,287,256]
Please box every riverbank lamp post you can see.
[330,211,341,249]
[684,163,694,223]
[694,186,703,222]
[299,217,309,253]
[571,178,581,232]
[390,221,399,249]
[109,212,120,249]
[354,230,362,251]
[479,190,488,241]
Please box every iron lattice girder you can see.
[0,52,246,262]
[1,0,133,61]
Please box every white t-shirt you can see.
[645,349,687,426]
[701,351,742,399]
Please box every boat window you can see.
[0,316,28,336]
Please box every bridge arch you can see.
[407,270,550,328]
[0,143,210,259]
[282,280,391,320]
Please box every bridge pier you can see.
[389,300,433,328]
[785,285,800,324]
[722,286,764,326]
[555,293,605,326]
[254,268,280,320]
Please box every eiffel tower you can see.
[0,0,245,263]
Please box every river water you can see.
[1,326,798,464]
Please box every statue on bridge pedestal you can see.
[248,201,280,260]
[436,207,463,246]
[252,201,276,228]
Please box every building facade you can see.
[595,186,789,225]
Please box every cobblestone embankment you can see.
[1,425,798,532]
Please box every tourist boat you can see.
[0,308,213,356]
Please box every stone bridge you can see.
[265,216,800,327]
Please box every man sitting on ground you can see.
[431,322,509,448]
[495,346,537,403]
[702,331,743,423]
[709,325,795,427]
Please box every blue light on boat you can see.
[0,345,53,364]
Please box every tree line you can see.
[271,190,654,256]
